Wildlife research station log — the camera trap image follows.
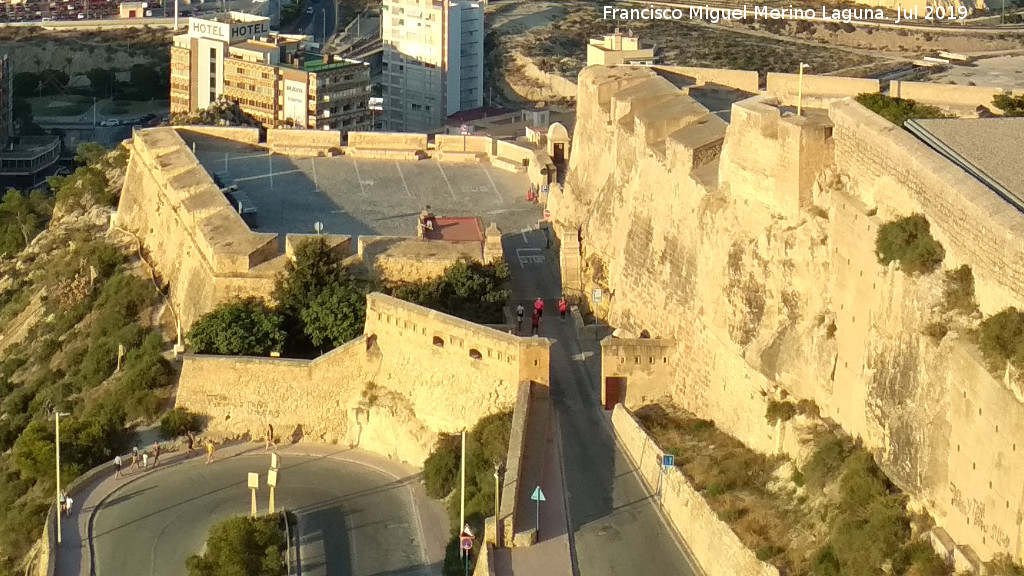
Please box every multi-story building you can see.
[586,31,656,67]
[380,0,484,132]
[1,52,12,146]
[171,12,373,132]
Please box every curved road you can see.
[89,449,442,576]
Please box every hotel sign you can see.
[189,17,270,42]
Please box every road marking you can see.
[235,169,300,182]
[395,161,413,198]
[224,151,229,173]
[521,227,531,243]
[436,162,457,200]
[310,156,319,192]
[516,247,545,268]
[353,159,367,195]
[481,165,504,203]
[572,351,594,361]
[268,154,274,190]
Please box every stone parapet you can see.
[611,404,780,576]
[499,381,533,548]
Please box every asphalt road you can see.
[502,228,702,576]
[91,453,431,576]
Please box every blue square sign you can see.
[662,454,674,467]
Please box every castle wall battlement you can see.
[559,65,1024,565]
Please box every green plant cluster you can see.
[186,514,287,576]
[0,188,52,258]
[160,407,203,439]
[188,239,510,358]
[765,398,820,424]
[977,307,1024,372]
[855,93,948,127]
[422,412,512,576]
[992,94,1024,117]
[875,214,945,275]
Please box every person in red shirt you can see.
[531,309,541,336]
[534,298,544,318]
[558,296,568,323]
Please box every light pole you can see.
[796,62,810,117]
[322,8,326,44]
[493,462,502,548]
[54,411,71,545]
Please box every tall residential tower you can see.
[381,0,484,132]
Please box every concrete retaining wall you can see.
[175,125,261,145]
[499,381,533,547]
[611,404,780,576]
[654,66,759,93]
[435,134,493,155]
[891,81,1007,109]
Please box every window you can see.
[433,336,444,347]
[469,349,482,360]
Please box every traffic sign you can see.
[531,486,546,501]
[543,209,551,220]
[662,454,675,468]
[460,535,473,550]
[462,524,474,538]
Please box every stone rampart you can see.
[891,81,1008,111]
[600,337,676,409]
[176,293,552,464]
[347,131,428,151]
[560,65,1024,563]
[266,128,342,155]
[356,236,483,282]
[654,65,760,93]
[175,125,262,145]
[611,404,780,576]
[766,73,880,106]
[499,381,532,547]
[830,98,1024,314]
[435,134,493,155]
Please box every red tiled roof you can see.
[425,216,484,242]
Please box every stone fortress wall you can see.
[116,126,532,333]
[555,65,1024,569]
[175,293,551,465]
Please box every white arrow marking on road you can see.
[521,227,531,243]
[572,351,594,361]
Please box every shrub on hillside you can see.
[993,94,1024,117]
[855,93,948,127]
[188,298,285,356]
[875,214,945,275]
[802,432,851,491]
[186,514,286,576]
[161,407,202,439]
[765,400,797,424]
[977,307,1024,371]
[423,434,460,499]
[942,265,976,314]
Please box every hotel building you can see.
[380,0,484,132]
[170,12,373,132]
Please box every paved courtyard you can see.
[184,134,543,245]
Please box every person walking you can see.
[130,446,139,472]
[152,441,161,467]
[206,440,215,464]
[558,296,568,323]
[265,424,277,451]
[186,430,195,453]
[531,308,540,336]
[64,496,73,517]
[59,491,67,516]
[113,454,123,480]
[515,304,525,334]
[534,297,544,318]
[142,451,149,469]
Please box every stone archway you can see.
[547,122,570,164]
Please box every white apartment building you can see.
[381,0,484,132]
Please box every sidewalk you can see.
[55,441,448,576]
[492,387,573,576]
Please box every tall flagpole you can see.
[460,430,466,532]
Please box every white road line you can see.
[436,162,457,201]
[224,152,229,173]
[482,165,503,203]
[268,154,274,190]
[311,156,319,192]
[521,227,531,243]
[395,161,413,198]
[354,159,366,195]
[234,169,300,182]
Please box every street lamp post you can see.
[322,8,326,44]
[54,411,71,545]
[493,463,502,548]
[797,62,810,117]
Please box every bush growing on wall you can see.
[161,407,202,439]
[875,214,945,275]
[855,93,948,127]
[977,307,1024,371]
[188,298,286,356]
[942,264,977,314]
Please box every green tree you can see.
[86,68,117,98]
[993,94,1024,117]
[391,260,510,324]
[977,308,1024,371]
[38,69,69,94]
[12,72,40,97]
[129,64,163,100]
[299,280,368,348]
[875,214,945,275]
[188,298,285,356]
[855,93,948,127]
[0,188,52,256]
[74,142,108,167]
[273,237,348,317]
[186,515,286,576]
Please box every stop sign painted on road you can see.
[543,209,551,220]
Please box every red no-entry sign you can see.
[543,209,551,220]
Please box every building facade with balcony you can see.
[0,52,61,186]
[170,12,372,132]
[380,0,484,132]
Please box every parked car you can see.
[212,172,238,192]
[99,119,118,127]
[305,6,313,13]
